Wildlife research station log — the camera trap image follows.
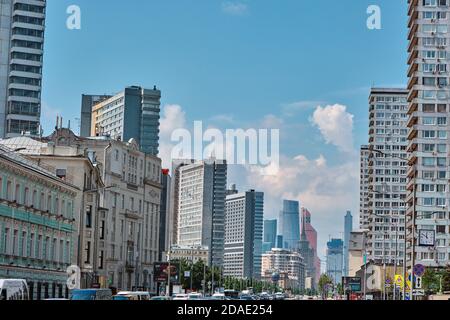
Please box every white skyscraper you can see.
[175,159,227,267]
[0,0,46,138]
[367,88,408,266]
[224,189,264,280]
[407,0,450,269]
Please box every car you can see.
[210,293,226,300]
[188,293,203,300]
[239,295,254,300]
[151,296,171,301]
[116,291,151,301]
[173,293,189,300]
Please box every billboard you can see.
[153,262,179,283]
[343,277,362,292]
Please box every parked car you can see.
[116,291,151,301]
[172,293,189,300]
[150,296,171,301]
[188,293,203,300]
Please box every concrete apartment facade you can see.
[407,0,450,269]
[359,145,370,229]
[367,88,408,266]
[0,0,46,138]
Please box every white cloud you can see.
[159,104,187,168]
[221,1,248,16]
[240,152,359,259]
[312,104,355,153]
[260,114,283,129]
[281,100,325,117]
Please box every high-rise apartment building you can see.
[367,88,408,266]
[82,86,161,155]
[279,200,300,251]
[359,145,370,229]
[224,189,264,279]
[175,159,227,267]
[0,0,46,138]
[407,0,450,269]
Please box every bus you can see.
[0,279,29,301]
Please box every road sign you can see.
[413,289,425,296]
[184,271,191,278]
[395,275,404,288]
[414,264,426,277]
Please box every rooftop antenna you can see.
[68,120,71,130]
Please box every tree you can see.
[318,274,333,299]
[422,269,439,294]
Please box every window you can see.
[85,206,92,228]
[437,225,446,234]
[84,241,91,264]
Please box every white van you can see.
[0,279,29,300]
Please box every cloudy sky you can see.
[41,0,408,260]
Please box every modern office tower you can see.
[407,0,450,270]
[263,219,277,253]
[80,94,112,137]
[300,208,321,286]
[170,159,196,246]
[279,200,300,250]
[359,145,370,229]
[159,169,171,261]
[326,238,344,285]
[0,0,46,138]
[367,88,408,267]
[84,85,161,155]
[261,248,305,292]
[175,159,227,267]
[276,235,283,249]
[343,211,353,277]
[224,189,264,279]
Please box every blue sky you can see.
[41,0,408,259]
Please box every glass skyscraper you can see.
[279,200,300,251]
[263,219,277,253]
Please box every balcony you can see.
[407,22,418,41]
[406,114,418,128]
[407,126,418,141]
[407,101,418,115]
[408,8,419,28]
